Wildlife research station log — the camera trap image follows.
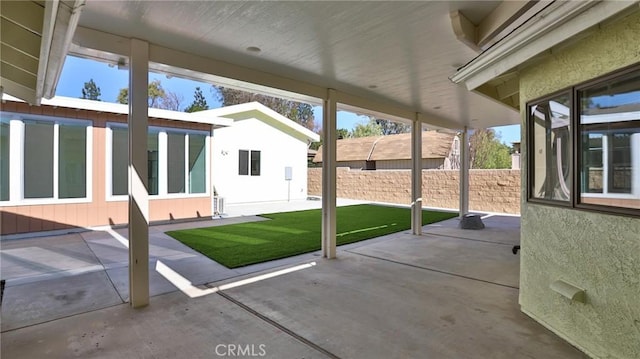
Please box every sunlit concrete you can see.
[1,213,585,358]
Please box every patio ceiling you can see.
[68,0,524,130]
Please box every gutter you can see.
[450,0,639,90]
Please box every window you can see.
[108,124,208,198]
[188,134,206,193]
[1,118,10,201]
[239,150,249,175]
[24,120,55,198]
[111,127,128,196]
[58,123,87,198]
[528,93,571,202]
[578,68,640,210]
[528,65,640,214]
[239,150,260,176]
[251,150,261,176]
[167,132,186,194]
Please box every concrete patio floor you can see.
[0,202,586,358]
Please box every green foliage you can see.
[351,118,383,138]
[166,205,457,268]
[81,79,101,101]
[115,80,181,110]
[184,87,209,112]
[374,118,411,135]
[469,129,512,169]
[337,128,350,139]
[214,86,315,130]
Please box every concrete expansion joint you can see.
[345,250,519,291]
[217,291,342,359]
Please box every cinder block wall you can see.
[307,168,520,214]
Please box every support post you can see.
[459,126,470,219]
[128,38,150,308]
[321,89,337,259]
[411,113,423,235]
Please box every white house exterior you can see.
[198,102,319,204]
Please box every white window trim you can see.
[0,112,93,206]
[105,122,210,202]
[581,132,640,199]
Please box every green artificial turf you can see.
[166,204,457,268]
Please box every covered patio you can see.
[2,1,639,358]
[1,209,584,358]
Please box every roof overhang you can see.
[2,94,233,127]
[199,101,320,142]
[450,0,640,109]
[1,0,85,105]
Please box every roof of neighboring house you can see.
[313,131,457,162]
[2,94,234,127]
[198,102,320,143]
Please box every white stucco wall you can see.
[212,118,309,204]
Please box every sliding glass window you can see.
[578,69,640,210]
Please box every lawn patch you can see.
[166,204,457,268]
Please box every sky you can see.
[56,56,520,144]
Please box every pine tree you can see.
[184,87,209,112]
[81,79,101,101]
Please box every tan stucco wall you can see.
[519,10,640,359]
[0,101,213,235]
[307,168,521,214]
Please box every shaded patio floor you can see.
[0,204,586,358]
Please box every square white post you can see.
[322,89,337,258]
[128,38,150,308]
[411,113,423,235]
[459,126,470,218]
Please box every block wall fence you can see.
[307,168,521,214]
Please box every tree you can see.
[81,79,101,101]
[214,86,315,130]
[184,87,209,112]
[337,128,350,139]
[159,91,184,111]
[468,129,511,169]
[351,119,383,138]
[115,80,184,110]
[373,118,410,135]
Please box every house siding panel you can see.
[0,102,214,235]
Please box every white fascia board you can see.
[450,0,639,90]
[39,0,86,102]
[198,102,320,142]
[2,94,232,127]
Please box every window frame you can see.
[526,63,640,217]
[105,123,210,201]
[0,113,93,206]
[238,149,261,176]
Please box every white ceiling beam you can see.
[71,26,463,129]
[40,0,86,100]
[451,0,639,90]
[477,1,541,49]
[449,11,479,52]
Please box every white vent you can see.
[213,196,225,215]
